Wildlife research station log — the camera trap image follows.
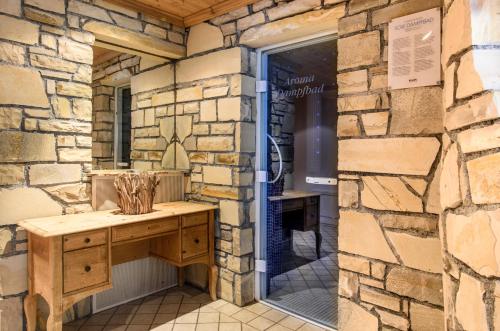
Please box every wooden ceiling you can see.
[105,0,260,27]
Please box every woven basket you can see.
[114,172,160,215]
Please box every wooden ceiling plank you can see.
[104,0,185,27]
[184,0,261,27]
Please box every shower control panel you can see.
[306,177,337,186]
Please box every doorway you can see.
[255,36,339,329]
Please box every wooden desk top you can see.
[19,201,217,238]
[268,190,321,202]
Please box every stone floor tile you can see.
[126,325,151,331]
[85,314,113,326]
[178,303,201,313]
[245,303,271,315]
[108,314,135,325]
[103,325,127,331]
[150,324,173,331]
[219,314,240,323]
[159,303,181,314]
[247,316,275,331]
[262,309,288,323]
[62,326,79,331]
[116,305,140,315]
[232,309,259,323]
[195,323,219,331]
[175,312,199,324]
[219,322,242,331]
[143,296,165,305]
[278,316,305,330]
[80,326,104,331]
[217,303,242,316]
[137,304,160,314]
[172,324,197,331]
[130,314,156,325]
[197,312,220,323]
[153,314,177,324]
[163,295,183,304]
[267,325,293,331]
[296,323,325,331]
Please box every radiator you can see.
[93,257,177,312]
[90,170,186,312]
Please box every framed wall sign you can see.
[388,8,441,90]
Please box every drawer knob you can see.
[194,238,199,244]
[84,265,91,272]
[84,238,91,244]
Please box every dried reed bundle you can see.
[114,172,160,215]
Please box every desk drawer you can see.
[282,199,303,212]
[63,245,109,294]
[64,229,107,252]
[182,224,208,260]
[112,217,178,242]
[182,212,208,228]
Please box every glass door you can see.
[256,36,339,329]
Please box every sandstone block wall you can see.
[0,0,184,328]
[440,0,500,329]
[333,1,445,329]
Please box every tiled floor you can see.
[63,286,330,331]
[267,220,338,328]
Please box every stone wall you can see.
[440,0,500,329]
[92,53,140,169]
[204,0,446,328]
[332,1,445,330]
[0,0,184,328]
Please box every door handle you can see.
[267,134,282,184]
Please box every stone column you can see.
[336,0,445,330]
[440,0,500,329]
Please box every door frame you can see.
[254,32,338,301]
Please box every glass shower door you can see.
[256,36,339,329]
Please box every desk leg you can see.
[24,294,37,331]
[315,229,322,259]
[47,309,63,331]
[178,267,185,287]
[208,264,218,301]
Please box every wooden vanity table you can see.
[19,201,217,331]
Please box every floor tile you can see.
[278,316,305,330]
[137,304,160,314]
[108,314,135,325]
[178,303,201,313]
[172,324,196,331]
[232,309,259,323]
[159,303,181,314]
[85,314,113,326]
[262,309,288,323]
[175,312,198,324]
[247,316,275,331]
[219,322,242,331]
[217,303,242,316]
[130,314,156,325]
[103,325,128,331]
[197,312,219,323]
[195,323,219,331]
[150,324,173,331]
[245,303,271,315]
[153,314,176,324]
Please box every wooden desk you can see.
[19,201,217,331]
[269,191,321,258]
